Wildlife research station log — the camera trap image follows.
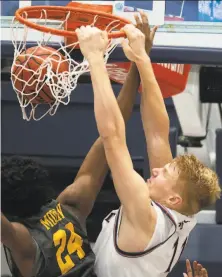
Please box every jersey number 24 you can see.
[53,222,86,275]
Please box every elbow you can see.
[144,117,170,138]
[155,121,170,138]
[99,121,125,141]
[100,125,125,148]
[155,114,170,135]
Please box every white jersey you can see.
[94,201,196,277]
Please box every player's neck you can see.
[161,202,192,217]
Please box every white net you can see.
[11,9,122,121]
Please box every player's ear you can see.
[168,194,182,206]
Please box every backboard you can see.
[0,0,165,42]
[0,1,165,25]
[1,0,222,49]
[161,0,222,48]
[74,1,165,25]
[0,0,166,54]
[165,0,222,23]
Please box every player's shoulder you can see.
[41,199,85,230]
[153,201,197,234]
[19,199,85,235]
[166,209,196,234]
[37,199,79,220]
[26,199,70,222]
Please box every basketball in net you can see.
[11,46,69,104]
[11,4,130,120]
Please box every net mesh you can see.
[11,8,122,120]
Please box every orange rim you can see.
[15,6,131,39]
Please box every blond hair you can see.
[174,154,221,215]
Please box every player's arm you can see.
[57,64,139,218]
[76,27,155,229]
[137,12,173,170]
[101,135,154,228]
[1,212,35,260]
[57,15,157,219]
[139,54,173,169]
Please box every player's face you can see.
[147,163,180,204]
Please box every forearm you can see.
[79,63,139,174]
[76,63,139,180]
[70,62,139,217]
[137,56,170,137]
[80,63,139,174]
[117,63,140,121]
[89,57,125,139]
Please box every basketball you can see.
[11,46,69,104]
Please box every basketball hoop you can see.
[11,4,131,120]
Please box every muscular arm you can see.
[138,56,173,170]
[88,56,154,228]
[57,63,140,218]
[58,16,157,221]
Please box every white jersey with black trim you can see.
[93,201,196,277]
